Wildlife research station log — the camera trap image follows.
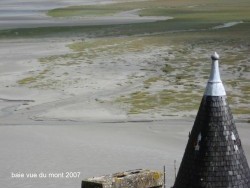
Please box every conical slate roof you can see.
[173,52,250,188]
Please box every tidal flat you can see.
[0,0,249,187]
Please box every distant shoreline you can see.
[0,0,156,30]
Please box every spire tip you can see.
[211,52,219,60]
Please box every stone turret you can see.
[173,52,250,188]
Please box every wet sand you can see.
[0,120,249,188]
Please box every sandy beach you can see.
[0,1,187,187]
[0,37,249,187]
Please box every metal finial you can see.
[204,52,226,96]
[211,52,219,60]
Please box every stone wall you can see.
[82,169,163,188]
